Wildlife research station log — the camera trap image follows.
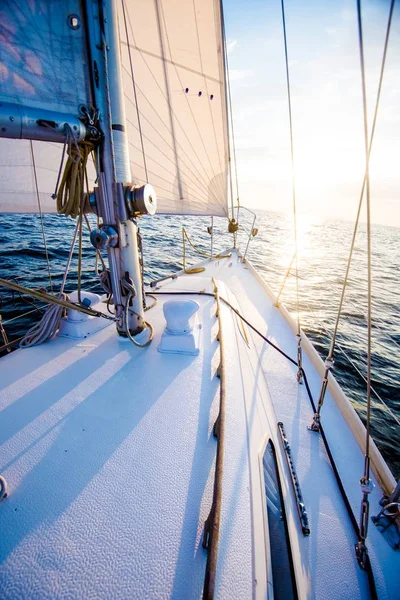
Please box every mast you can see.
[84,0,146,335]
[86,0,144,335]
[0,0,152,338]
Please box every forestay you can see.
[0,0,92,214]
[118,0,230,216]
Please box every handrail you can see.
[278,421,310,535]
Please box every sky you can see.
[224,0,400,226]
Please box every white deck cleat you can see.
[58,291,109,340]
[158,299,201,355]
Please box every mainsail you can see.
[0,0,229,217]
[0,0,92,214]
[118,0,229,216]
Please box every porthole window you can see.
[263,440,297,599]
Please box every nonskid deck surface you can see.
[0,251,397,599]
[0,289,222,598]
[0,275,258,599]
[201,251,398,599]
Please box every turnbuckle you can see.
[308,357,334,433]
[296,334,303,384]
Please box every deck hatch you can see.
[263,440,297,600]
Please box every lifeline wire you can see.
[356,0,375,571]
[280,0,302,382]
[308,0,395,433]
[326,0,395,366]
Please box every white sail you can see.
[0,140,98,214]
[118,0,229,217]
[0,0,92,214]
[0,0,229,217]
[0,140,62,214]
[0,1,92,114]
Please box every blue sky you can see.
[224,0,400,226]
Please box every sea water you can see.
[0,210,399,478]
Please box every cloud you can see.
[226,39,237,54]
[228,69,253,82]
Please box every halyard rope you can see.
[56,129,93,219]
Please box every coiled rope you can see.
[19,292,69,347]
[56,133,93,219]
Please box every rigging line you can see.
[280,0,302,384]
[278,280,400,415]
[0,278,117,322]
[298,296,400,427]
[0,335,25,354]
[336,343,400,428]
[325,0,396,366]
[355,1,381,573]
[77,201,84,304]
[122,10,225,203]
[220,0,240,216]
[29,140,53,292]
[121,0,149,182]
[2,307,46,325]
[300,368,378,600]
[292,263,398,332]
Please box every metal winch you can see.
[85,183,157,220]
[125,183,157,217]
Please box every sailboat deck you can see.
[0,251,398,599]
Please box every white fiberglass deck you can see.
[0,251,398,599]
